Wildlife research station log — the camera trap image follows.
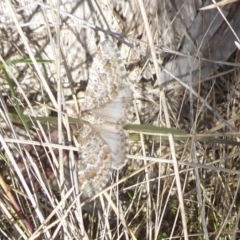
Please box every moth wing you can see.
[77,123,113,198]
[91,123,128,170]
[83,40,128,111]
[91,86,132,124]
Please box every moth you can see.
[66,40,132,199]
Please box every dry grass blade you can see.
[137,0,188,238]
[199,0,239,10]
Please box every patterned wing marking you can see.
[77,123,113,198]
[82,40,128,111]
